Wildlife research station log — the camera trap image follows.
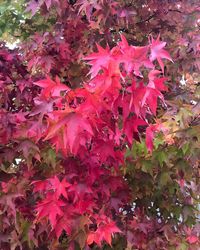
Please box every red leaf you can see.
[84,44,112,78]
[49,176,71,199]
[32,179,50,193]
[35,193,65,227]
[68,182,93,202]
[53,210,75,238]
[87,220,121,246]
[119,34,153,76]
[146,123,165,152]
[142,87,162,115]
[124,117,147,145]
[45,112,93,154]
[86,62,121,95]
[150,35,173,72]
[34,76,70,99]
[186,235,199,244]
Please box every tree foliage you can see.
[0,0,199,249]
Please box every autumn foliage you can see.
[0,0,199,249]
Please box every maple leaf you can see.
[25,120,46,141]
[30,98,54,117]
[149,35,173,72]
[54,214,72,238]
[0,193,23,217]
[138,73,167,116]
[75,198,96,214]
[17,140,40,161]
[76,0,101,21]
[146,125,157,152]
[68,182,93,202]
[148,70,168,92]
[87,220,121,246]
[58,42,71,60]
[186,235,199,244]
[145,123,166,152]
[26,0,42,17]
[153,77,168,92]
[119,34,153,76]
[45,0,53,10]
[45,112,93,154]
[86,63,121,96]
[92,140,124,166]
[185,227,199,244]
[35,193,65,227]
[49,176,71,199]
[124,117,147,145]
[127,81,146,116]
[142,87,163,115]
[28,55,56,73]
[32,179,50,193]
[74,89,107,116]
[84,44,113,78]
[34,76,70,99]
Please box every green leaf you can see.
[182,143,189,155]
[159,172,171,186]
[155,150,167,167]
[42,148,57,169]
[177,243,188,250]
[142,160,153,176]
